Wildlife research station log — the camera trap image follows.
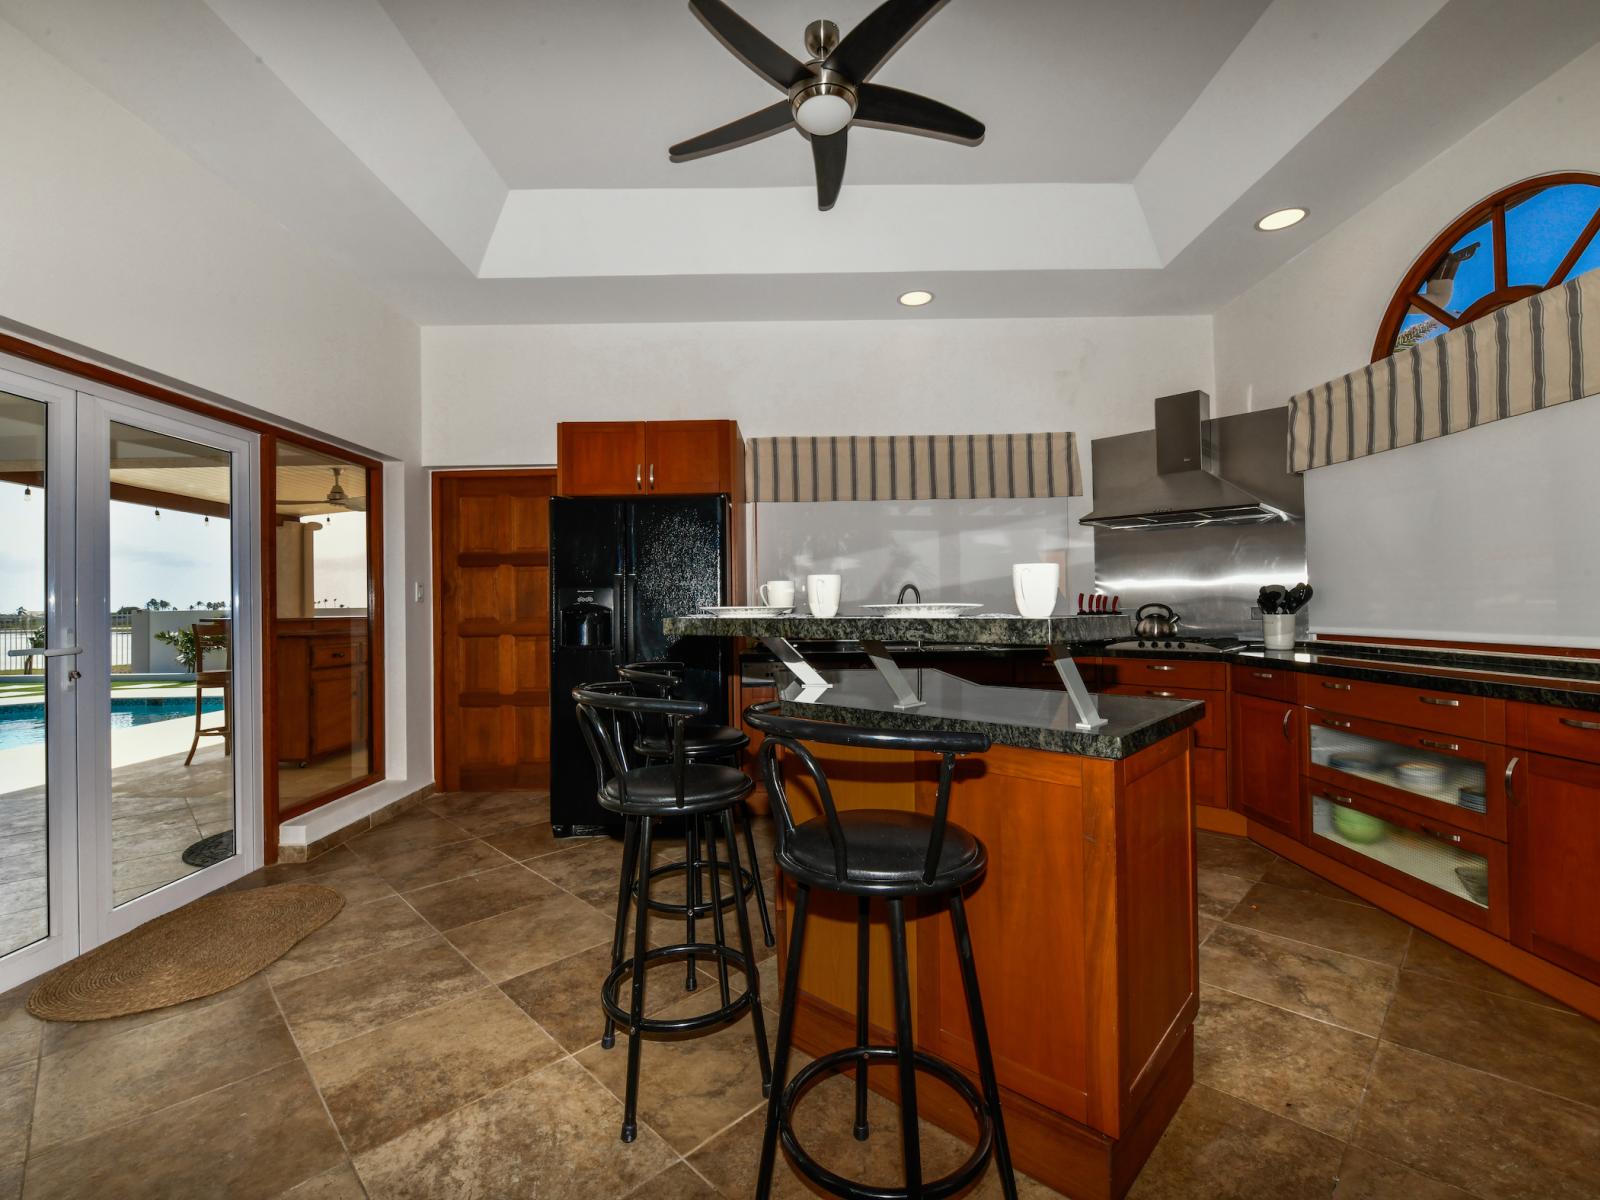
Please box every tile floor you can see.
[0,799,1596,1199]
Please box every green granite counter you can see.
[662,612,1133,645]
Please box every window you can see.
[1374,172,1600,360]
[266,436,384,822]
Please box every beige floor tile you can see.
[425,790,549,838]
[527,838,629,909]
[352,1056,676,1200]
[1403,931,1570,1009]
[358,839,517,893]
[576,986,772,1153]
[1200,923,1398,1035]
[277,1162,367,1199]
[308,986,561,1153]
[1196,831,1277,881]
[22,1060,345,1200]
[235,846,398,908]
[344,811,474,863]
[401,863,557,932]
[1128,1083,1344,1199]
[1196,868,1254,920]
[486,822,602,862]
[1262,856,1375,906]
[0,1060,33,1167]
[444,888,615,982]
[0,1160,18,1200]
[0,986,38,1073]
[1353,1041,1600,1200]
[1225,881,1411,966]
[499,942,706,1054]
[38,976,265,1060]
[1193,984,1377,1139]
[623,1160,722,1199]
[272,935,486,1053]
[264,893,435,984]
[1381,969,1600,1108]
[1197,914,1220,944]
[30,985,297,1152]
[1333,1147,1477,1199]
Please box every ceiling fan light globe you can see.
[793,91,854,136]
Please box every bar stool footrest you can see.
[777,1046,994,1200]
[600,942,758,1034]
[633,858,759,918]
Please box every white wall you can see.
[1212,41,1600,644]
[0,18,434,819]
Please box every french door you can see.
[0,360,261,990]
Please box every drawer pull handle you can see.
[1252,671,1275,679]
[1282,709,1293,740]
[1147,664,1176,672]
[1420,825,1464,845]
[1506,756,1519,807]
[1420,696,1461,707]
[1559,717,1600,731]
[1147,690,1177,698]
[1325,793,1357,807]
[1321,717,1353,729]
[1418,738,1460,752]
[1322,681,1353,691]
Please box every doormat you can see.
[27,883,343,1022]
[182,830,236,868]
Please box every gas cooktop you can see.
[1101,636,1249,654]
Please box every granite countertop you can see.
[663,611,1133,645]
[775,668,1203,759]
[1093,640,1600,713]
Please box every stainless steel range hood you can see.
[1080,391,1299,529]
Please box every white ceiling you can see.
[4,0,1599,324]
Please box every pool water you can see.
[0,695,224,752]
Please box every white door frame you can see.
[74,382,263,945]
[0,366,82,993]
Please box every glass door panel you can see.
[105,421,238,906]
[0,391,51,956]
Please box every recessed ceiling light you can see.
[1255,207,1308,232]
[898,289,935,307]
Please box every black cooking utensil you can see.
[1285,582,1314,613]
[1259,585,1287,615]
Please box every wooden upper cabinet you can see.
[557,422,646,495]
[556,420,742,497]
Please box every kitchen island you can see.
[665,614,1205,1199]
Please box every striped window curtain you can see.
[744,433,1081,502]
[1287,268,1600,472]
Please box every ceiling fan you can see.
[669,0,985,211]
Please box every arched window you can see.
[1373,171,1600,361]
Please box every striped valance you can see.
[746,433,1081,502]
[1288,268,1600,472]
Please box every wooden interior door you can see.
[433,470,554,790]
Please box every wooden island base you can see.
[773,733,1198,1199]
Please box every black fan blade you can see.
[825,0,950,83]
[811,129,848,211]
[688,0,810,91]
[670,102,795,161]
[854,83,984,144]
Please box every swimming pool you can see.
[0,696,223,752]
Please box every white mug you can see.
[759,580,795,608]
[806,574,842,618]
[1012,562,1060,619]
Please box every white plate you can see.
[700,606,794,618]
[859,603,985,619]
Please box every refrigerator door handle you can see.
[623,572,638,661]
[612,572,628,658]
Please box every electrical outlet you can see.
[1249,605,1262,619]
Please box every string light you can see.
[22,487,31,502]
[153,508,162,521]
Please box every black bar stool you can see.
[744,702,1018,1200]
[619,660,776,951]
[572,681,771,1143]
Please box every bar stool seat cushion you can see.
[600,764,753,814]
[635,722,750,759]
[782,809,986,891]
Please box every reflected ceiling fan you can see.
[669,0,985,211]
[275,466,364,518]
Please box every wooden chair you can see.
[185,619,232,766]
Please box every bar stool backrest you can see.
[618,661,687,749]
[743,702,990,888]
[573,681,707,808]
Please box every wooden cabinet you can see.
[1509,752,1600,984]
[1508,701,1600,765]
[274,620,370,766]
[1297,673,1500,741]
[1232,692,1301,837]
[557,419,742,497]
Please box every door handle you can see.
[1282,709,1293,740]
[1252,670,1276,679]
[1320,717,1353,729]
[1419,824,1464,845]
[648,463,655,490]
[635,464,642,490]
[1420,696,1461,707]
[7,645,83,658]
[1559,717,1600,731]
[1147,664,1176,672]
[1505,756,1520,806]
[1146,689,1177,698]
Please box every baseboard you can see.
[1194,807,1247,836]
[276,780,437,863]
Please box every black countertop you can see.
[776,668,1203,760]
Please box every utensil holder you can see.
[1262,612,1296,650]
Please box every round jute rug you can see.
[27,883,344,1022]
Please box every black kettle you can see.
[1134,602,1181,639]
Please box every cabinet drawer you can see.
[1305,778,1508,936]
[1233,663,1297,702]
[310,640,364,669]
[1097,658,1225,692]
[1305,707,1506,840]
[1510,701,1600,765]
[1105,684,1223,748]
[1297,673,1491,739]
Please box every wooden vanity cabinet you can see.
[557,419,742,496]
[275,620,369,765]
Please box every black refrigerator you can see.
[549,495,732,836]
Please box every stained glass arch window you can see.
[1373,172,1600,361]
